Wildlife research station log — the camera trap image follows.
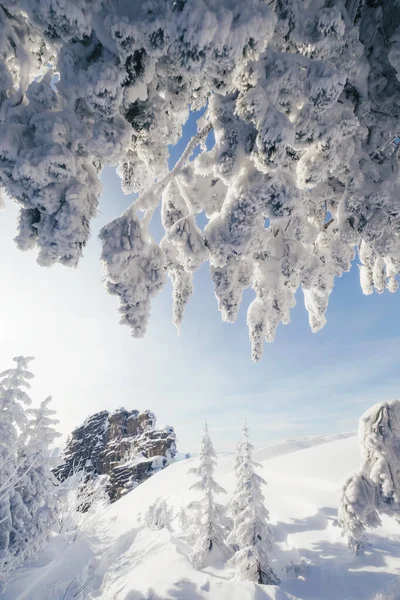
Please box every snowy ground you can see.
[3,432,400,600]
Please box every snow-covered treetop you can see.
[0,355,35,436]
[189,423,226,495]
[24,396,62,455]
[1,1,399,358]
[0,356,35,389]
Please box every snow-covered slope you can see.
[3,434,400,600]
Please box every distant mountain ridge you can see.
[55,407,177,501]
[253,431,355,462]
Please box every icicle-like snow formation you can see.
[1,1,400,357]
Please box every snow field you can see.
[4,434,400,600]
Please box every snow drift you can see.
[3,433,400,600]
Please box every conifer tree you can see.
[188,424,230,568]
[0,356,34,579]
[227,425,279,585]
[339,400,400,554]
[14,396,62,563]
[0,358,61,584]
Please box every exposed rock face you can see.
[55,408,177,501]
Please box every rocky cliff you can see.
[55,408,177,501]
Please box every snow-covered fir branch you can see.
[0,1,399,357]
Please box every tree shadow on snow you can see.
[254,584,297,600]
[270,507,400,600]
[273,506,337,541]
[282,537,400,600]
[124,580,203,600]
[167,579,204,599]
[124,589,163,600]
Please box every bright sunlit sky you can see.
[1,114,400,453]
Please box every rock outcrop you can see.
[55,408,177,501]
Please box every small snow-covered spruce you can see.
[339,400,400,554]
[1,1,400,359]
[144,497,173,530]
[227,425,279,585]
[177,505,188,530]
[188,423,230,568]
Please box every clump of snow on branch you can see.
[339,400,400,554]
[1,1,400,357]
[100,211,166,337]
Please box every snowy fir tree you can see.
[339,400,400,554]
[0,356,35,579]
[188,423,230,568]
[14,397,62,564]
[0,1,399,358]
[0,357,61,585]
[227,425,279,585]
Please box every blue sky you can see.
[0,115,399,453]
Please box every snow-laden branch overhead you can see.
[1,0,400,358]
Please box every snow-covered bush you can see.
[227,425,279,585]
[373,577,400,600]
[0,1,399,358]
[339,400,400,554]
[58,471,110,540]
[283,559,310,579]
[143,497,173,530]
[188,424,230,568]
[177,505,188,530]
